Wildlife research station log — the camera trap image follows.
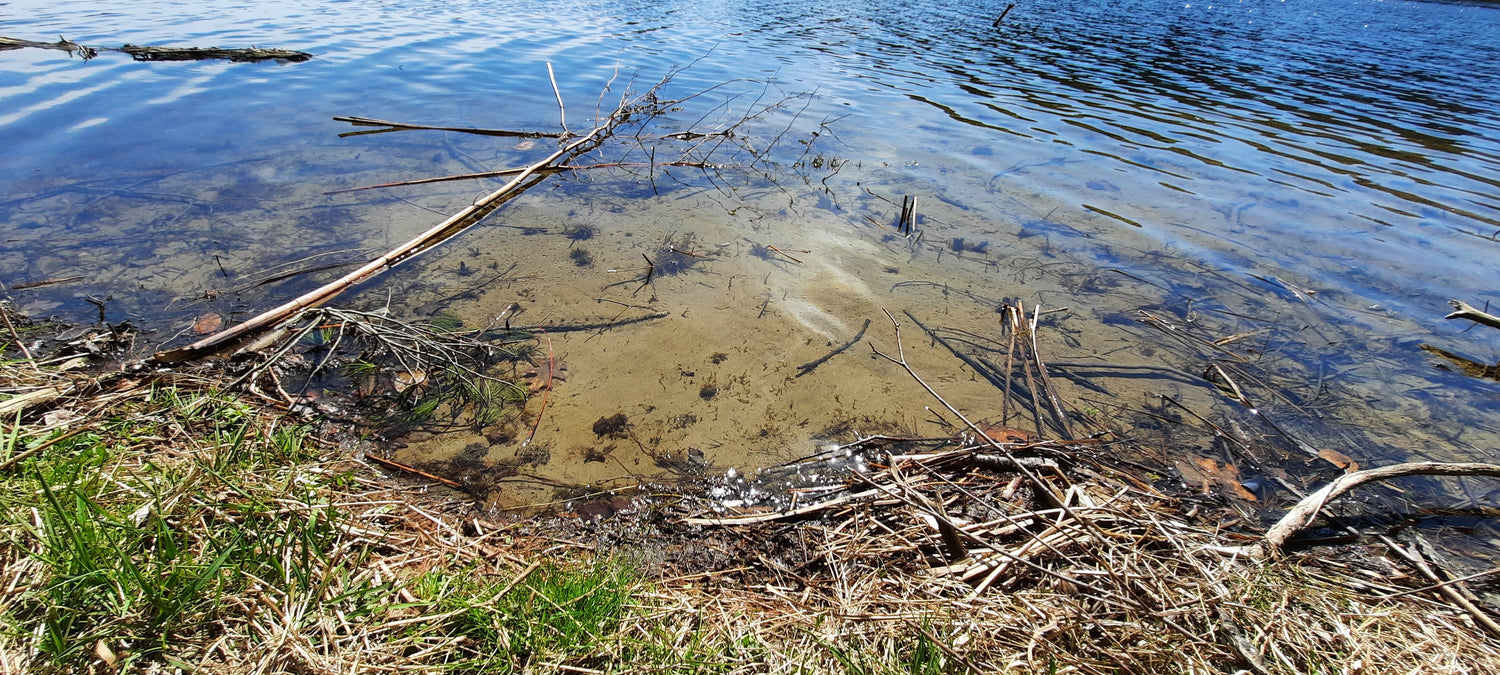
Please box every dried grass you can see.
[2,302,1497,673]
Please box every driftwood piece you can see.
[1265,461,1500,552]
[119,44,310,62]
[1,36,310,62]
[1445,299,1500,331]
[0,36,97,58]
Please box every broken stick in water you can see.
[332,115,563,139]
[1445,299,1500,331]
[795,318,871,377]
[0,36,311,62]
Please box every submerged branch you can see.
[152,86,654,364]
[324,161,712,194]
[332,115,562,139]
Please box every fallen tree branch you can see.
[120,44,310,62]
[1265,461,1500,552]
[0,36,310,62]
[323,161,711,194]
[1446,299,1500,331]
[151,91,643,364]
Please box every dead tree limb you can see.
[1264,461,1500,552]
[151,99,637,364]
[119,44,310,62]
[0,36,310,62]
[1446,299,1500,331]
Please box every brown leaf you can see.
[1177,455,1258,501]
[393,370,428,393]
[1318,448,1359,473]
[976,424,1037,444]
[191,313,223,334]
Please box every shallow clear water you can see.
[4,0,1500,528]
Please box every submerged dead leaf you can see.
[1318,448,1360,473]
[976,424,1037,444]
[393,370,428,393]
[1176,456,1257,502]
[191,313,223,334]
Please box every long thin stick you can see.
[1028,304,1074,440]
[1380,533,1500,637]
[332,115,561,138]
[1001,310,1017,425]
[323,161,709,194]
[1012,304,1048,438]
[795,318,870,377]
[365,454,462,489]
[547,62,570,136]
[1378,565,1500,600]
[767,245,803,264]
[153,107,626,364]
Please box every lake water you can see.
[4,0,1500,532]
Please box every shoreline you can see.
[3,302,1496,673]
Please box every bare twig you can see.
[1379,534,1500,637]
[365,454,462,489]
[547,62,570,136]
[522,334,556,447]
[795,319,869,378]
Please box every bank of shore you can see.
[1,303,1495,674]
